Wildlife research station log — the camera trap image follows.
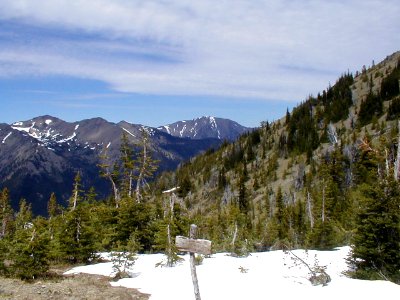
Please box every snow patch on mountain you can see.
[58,132,77,143]
[162,125,171,134]
[11,120,79,150]
[122,127,136,137]
[142,126,156,136]
[179,124,187,138]
[12,122,35,134]
[157,116,249,141]
[2,132,12,144]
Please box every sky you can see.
[0,0,399,128]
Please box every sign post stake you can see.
[176,224,211,300]
[189,224,201,300]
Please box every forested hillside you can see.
[152,51,400,281]
[0,51,399,283]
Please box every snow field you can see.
[65,247,400,300]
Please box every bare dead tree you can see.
[327,123,338,145]
[231,222,238,252]
[394,121,400,181]
[321,180,326,223]
[98,149,120,208]
[306,191,314,228]
[70,172,81,211]
[135,128,158,203]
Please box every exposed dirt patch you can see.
[0,273,150,300]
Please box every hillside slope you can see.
[152,51,400,259]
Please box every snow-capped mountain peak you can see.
[1,115,247,215]
[11,116,79,150]
[157,116,250,141]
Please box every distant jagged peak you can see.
[78,116,113,125]
[11,115,64,127]
[157,116,250,141]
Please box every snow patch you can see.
[45,119,52,125]
[64,246,400,300]
[162,187,180,193]
[163,125,171,134]
[58,132,76,143]
[122,127,136,137]
[2,132,12,144]
[179,124,187,137]
[74,124,80,131]
[11,122,35,134]
[106,142,111,149]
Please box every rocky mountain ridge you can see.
[157,116,250,141]
[0,115,246,215]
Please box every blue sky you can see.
[1,0,399,128]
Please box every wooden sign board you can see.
[175,236,212,255]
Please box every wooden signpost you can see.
[176,224,212,300]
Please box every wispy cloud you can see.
[0,0,399,102]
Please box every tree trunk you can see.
[128,170,133,198]
[72,186,78,210]
[231,222,238,250]
[110,177,120,208]
[395,121,400,181]
[321,183,325,223]
[1,218,7,239]
[307,191,314,228]
[76,217,81,243]
[136,140,147,203]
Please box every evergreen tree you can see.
[350,165,400,282]
[54,204,97,263]
[115,200,155,252]
[154,193,187,265]
[238,166,249,215]
[285,108,291,125]
[0,235,7,276]
[177,174,192,198]
[53,179,97,263]
[47,192,58,219]
[358,92,383,126]
[8,200,49,280]
[386,97,400,120]
[274,187,288,242]
[0,188,13,239]
[381,59,400,100]
[85,186,98,204]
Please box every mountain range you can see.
[0,116,249,215]
[157,116,248,140]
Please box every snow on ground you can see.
[65,247,399,300]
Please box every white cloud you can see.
[0,0,399,102]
